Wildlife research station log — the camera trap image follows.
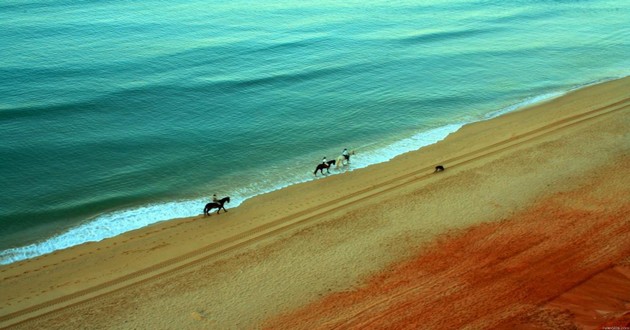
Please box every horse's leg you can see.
[217,203,226,214]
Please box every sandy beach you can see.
[1,77,628,329]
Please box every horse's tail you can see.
[313,167,318,175]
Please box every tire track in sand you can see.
[1,97,627,329]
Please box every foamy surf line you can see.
[1,78,613,265]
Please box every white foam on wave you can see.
[0,197,248,265]
[348,123,465,170]
[484,91,566,119]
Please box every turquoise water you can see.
[1,0,628,264]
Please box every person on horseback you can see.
[204,196,231,216]
[342,148,350,163]
[322,157,327,165]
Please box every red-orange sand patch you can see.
[547,266,630,328]
[264,171,630,329]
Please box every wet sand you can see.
[0,77,628,329]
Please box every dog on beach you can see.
[434,165,445,173]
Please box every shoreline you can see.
[2,74,627,266]
[1,76,628,329]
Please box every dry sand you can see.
[0,77,628,329]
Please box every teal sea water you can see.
[1,0,628,264]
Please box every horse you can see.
[204,196,230,216]
[434,165,445,173]
[314,159,336,176]
[335,150,356,169]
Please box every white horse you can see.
[335,150,355,169]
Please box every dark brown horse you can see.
[313,159,336,176]
[204,196,230,216]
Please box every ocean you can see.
[1,0,628,265]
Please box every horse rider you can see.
[342,148,350,163]
[212,194,219,204]
[322,156,327,165]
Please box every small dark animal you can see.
[434,165,445,173]
[314,159,336,176]
[204,196,230,216]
